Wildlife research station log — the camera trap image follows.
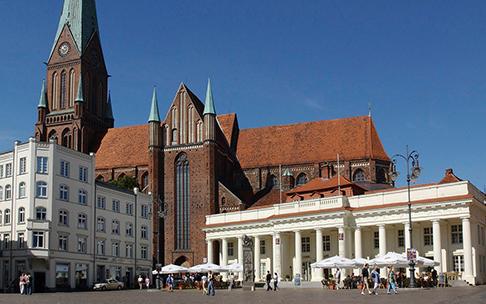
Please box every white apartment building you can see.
[205,178,486,285]
[0,138,152,292]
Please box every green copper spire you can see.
[75,75,84,103]
[50,0,99,58]
[38,80,47,108]
[106,91,114,120]
[148,87,161,123]
[203,78,216,115]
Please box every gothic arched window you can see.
[61,128,72,148]
[353,169,366,182]
[269,174,279,189]
[175,153,190,250]
[60,70,67,109]
[52,72,59,109]
[296,173,308,186]
[69,69,75,107]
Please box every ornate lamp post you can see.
[389,145,421,288]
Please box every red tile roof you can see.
[217,113,237,146]
[249,188,282,209]
[235,116,389,169]
[439,168,463,184]
[286,176,360,194]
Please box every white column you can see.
[254,235,261,281]
[237,236,244,281]
[432,220,442,272]
[404,222,411,277]
[462,217,474,283]
[222,238,228,281]
[207,239,214,264]
[272,232,281,277]
[338,226,345,258]
[354,227,362,276]
[294,230,302,278]
[378,224,387,277]
[313,229,323,281]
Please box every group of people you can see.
[360,264,399,295]
[265,271,280,291]
[19,273,32,295]
[137,275,151,289]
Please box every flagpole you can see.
[337,154,341,193]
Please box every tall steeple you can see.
[38,80,47,108]
[148,87,161,123]
[203,78,216,115]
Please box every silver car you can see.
[93,279,125,291]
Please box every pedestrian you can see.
[166,274,174,292]
[266,271,273,291]
[26,273,32,295]
[145,276,150,289]
[228,272,234,291]
[387,266,398,294]
[273,272,279,291]
[201,274,208,295]
[207,274,215,296]
[335,268,341,290]
[361,263,371,295]
[431,268,438,287]
[19,273,26,295]
[137,275,143,290]
[371,267,380,295]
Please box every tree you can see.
[109,175,139,191]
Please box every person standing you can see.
[19,273,26,295]
[273,273,279,291]
[266,271,273,291]
[166,274,174,292]
[137,275,143,290]
[371,267,380,295]
[145,276,150,289]
[207,274,215,296]
[335,268,341,290]
[431,268,438,287]
[26,273,32,295]
[361,264,371,295]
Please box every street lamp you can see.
[389,145,421,288]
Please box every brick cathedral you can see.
[35,0,392,267]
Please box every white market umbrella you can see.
[409,255,440,267]
[220,263,243,272]
[189,263,222,273]
[352,258,371,267]
[370,252,410,267]
[311,256,357,269]
[160,264,189,274]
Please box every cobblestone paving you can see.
[0,286,485,304]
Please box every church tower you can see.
[35,0,113,153]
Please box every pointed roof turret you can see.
[50,0,100,57]
[203,78,216,115]
[38,80,47,108]
[75,75,84,103]
[106,91,114,120]
[148,87,161,123]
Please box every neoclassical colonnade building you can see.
[204,170,486,285]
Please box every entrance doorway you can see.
[34,272,46,293]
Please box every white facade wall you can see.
[0,139,152,291]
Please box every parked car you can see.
[93,279,124,291]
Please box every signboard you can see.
[275,238,280,245]
[338,233,344,241]
[242,235,255,291]
[407,248,417,262]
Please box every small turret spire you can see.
[75,75,84,103]
[106,91,114,120]
[148,87,161,123]
[38,80,47,108]
[203,78,216,115]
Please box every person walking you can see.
[361,263,371,295]
[137,275,143,290]
[207,274,215,296]
[273,273,279,291]
[266,271,273,291]
[201,274,208,295]
[335,268,341,290]
[387,266,398,294]
[19,273,26,295]
[166,274,174,292]
[26,273,32,295]
[371,267,381,295]
[145,276,150,289]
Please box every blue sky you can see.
[0,0,485,189]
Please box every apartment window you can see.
[0,211,2,225]
[126,244,133,258]
[398,229,405,247]
[18,208,25,223]
[59,185,69,201]
[126,203,134,216]
[301,237,310,253]
[374,231,379,249]
[141,225,148,239]
[260,240,266,255]
[141,205,149,218]
[5,185,12,200]
[36,181,47,198]
[452,224,463,244]
[59,235,68,251]
[19,157,27,174]
[32,231,44,248]
[0,165,3,178]
[141,246,148,259]
[78,189,88,205]
[77,237,87,253]
[112,200,120,213]
[424,227,433,246]
[96,240,105,255]
[126,223,133,237]
[96,196,106,209]
[36,207,47,221]
[4,209,11,224]
[59,210,69,226]
[36,157,48,174]
[0,186,3,200]
[78,214,87,229]
[18,233,25,249]
[228,242,234,256]
[60,160,70,177]
[112,220,120,235]
[97,217,105,232]
[3,234,10,249]
[323,235,331,251]
[18,182,26,198]
[79,166,88,182]
[112,242,120,257]
[5,163,12,177]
